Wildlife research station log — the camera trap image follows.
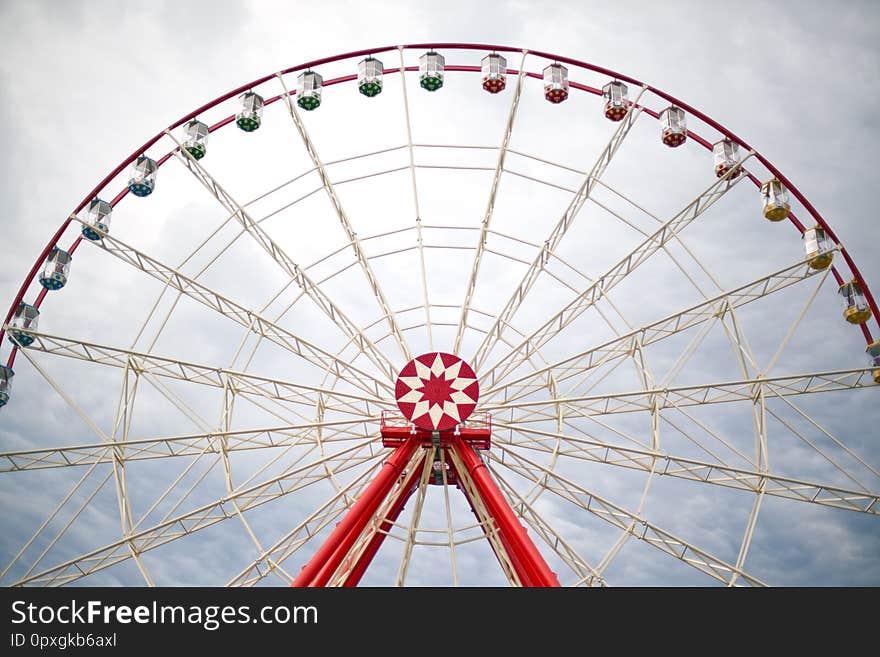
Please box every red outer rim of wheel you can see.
[3,43,876,370]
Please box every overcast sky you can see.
[0,0,878,587]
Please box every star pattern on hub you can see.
[395,352,479,431]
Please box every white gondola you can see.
[839,280,872,325]
[81,197,112,241]
[602,80,630,121]
[358,57,384,97]
[761,178,790,221]
[183,119,209,160]
[803,225,834,270]
[481,53,507,94]
[660,106,687,147]
[419,51,445,91]
[297,71,323,110]
[713,139,741,178]
[38,247,72,291]
[236,91,264,131]
[0,365,12,408]
[8,302,39,347]
[128,155,157,197]
[543,63,568,103]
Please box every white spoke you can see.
[72,221,392,398]
[12,438,383,586]
[470,88,647,371]
[764,404,871,492]
[229,455,384,586]
[167,131,400,382]
[15,471,116,583]
[327,449,427,586]
[661,409,754,469]
[397,47,435,351]
[0,419,375,472]
[14,329,389,415]
[453,50,528,355]
[482,254,831,402]
[1,464,111,582]
[439,447,458,586]
[494,444,767,586]
[496,422,879,514]
[14,346,155,583]
[763,265,830,376]
[395,450,435,586]
[446,447,522,586]
[729,491,764,587]
[487,368,876,421]
[278,73,411,362]
[478,157,752,388]
[776,394,880,481]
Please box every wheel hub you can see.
[394,352,479,431]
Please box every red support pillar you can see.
[290,435,559,586]
[291,437,419,587]
[341,462,423,587]
[451,441,560,587]
[458,472,535,586]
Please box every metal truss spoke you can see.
[763,265,831,377]
[2,467,113,584]
[730,491,764,587]
[0,419,376,473]
[167,133,399,382]
[13,347,155,583]
[397,48,434,351]
[69,221,392,398]
[764,404,871,492]
[483,254,831,402]
[470,90,647,371]
[660,410,754,470]
[561,411,654,453]
[592,177,727,298]
[278,74,411,363]
[775,394,880,481]
[494,444,767,586]
[479,157,752,389]
[453,50,528,355]
[12,439,383,586]
[487,368,876,422]
[496,422,880,514]
[396,453,440,586]
[13,329,389,416]
[439,447,458,585]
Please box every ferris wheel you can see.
[1,43,878,587]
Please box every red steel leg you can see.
[451,441,560,587]
[291,436,559,586]
[458,470,535,586]
[291,437,419,587]
[340,462,423,587]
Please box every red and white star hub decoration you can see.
[394,352,479,431]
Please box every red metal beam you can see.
[340,459,423,587]
[291,437,419,587]
[457,464,534,586]
[451,441,560,587]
